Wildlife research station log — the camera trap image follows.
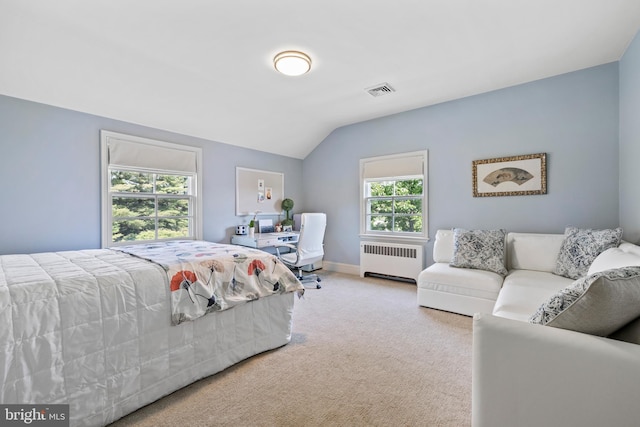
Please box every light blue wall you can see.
[0,59,628,262]
[303,63,620,266]
[0,95,303,255]
[620,31,640,243]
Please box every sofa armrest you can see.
[472,313,640,427]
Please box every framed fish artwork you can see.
[472,153,547,197]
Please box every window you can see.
[365,178,423,233]
[101,131,202,247]
[110,171,194,243]
[360,151,428,239]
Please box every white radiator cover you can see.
[360,241,424,282]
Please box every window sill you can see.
[359,234,430,243]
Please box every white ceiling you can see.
[2,1,640,159]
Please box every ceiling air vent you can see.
[365,82,395,97]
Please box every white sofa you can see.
[418,229,640,427]
[418,230,574,316]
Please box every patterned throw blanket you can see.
[115,240,304,325]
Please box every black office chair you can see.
[275,213,326,289]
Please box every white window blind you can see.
[362,154,423,179]
[107,137,198,173]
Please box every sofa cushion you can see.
[418,263,503,300]
[493,270,573,322]
[450,228,507,276]
[506,233,565,272]
[587,245,640,276]
[529,266,640,336]
[554,227,622,279]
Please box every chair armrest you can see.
[274,243,298,261]
[472,313,640,427]
[273,242,297,251]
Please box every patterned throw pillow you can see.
[554,227,622,279]
[530,266,640,336]
[450,228,507,276]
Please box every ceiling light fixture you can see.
[273,50,311,76]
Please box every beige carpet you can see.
[108,272,473,427]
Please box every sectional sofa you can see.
[418,228,640,427]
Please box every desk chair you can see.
[275,213,326,289]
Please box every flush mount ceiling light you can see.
[273,50,311,76]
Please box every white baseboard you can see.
[320,261,359,276]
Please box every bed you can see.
[0,240,304,426]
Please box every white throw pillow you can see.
[433,229,455,263]
[530,266,640,336]
[587,247,640,276]
[554,227,622,279]
[450,228,507,276]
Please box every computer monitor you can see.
[258,219,274,233]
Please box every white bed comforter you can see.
[0,248,298,426]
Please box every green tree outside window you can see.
[366,179,423,234]
[110,170,193,243]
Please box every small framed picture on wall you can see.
[472,153,547,197]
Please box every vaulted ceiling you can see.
[2,1,639,159]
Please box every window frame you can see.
[100,131,203,247]
[359,150,428,241]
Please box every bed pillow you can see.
[450,228,507,276]
[554,227,622,279]
[529,266,640,336]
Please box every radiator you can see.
[360,241,424,283]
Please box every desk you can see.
[232,231,322,272]
[231,232,299,249]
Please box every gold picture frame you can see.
[472,153,547,197]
